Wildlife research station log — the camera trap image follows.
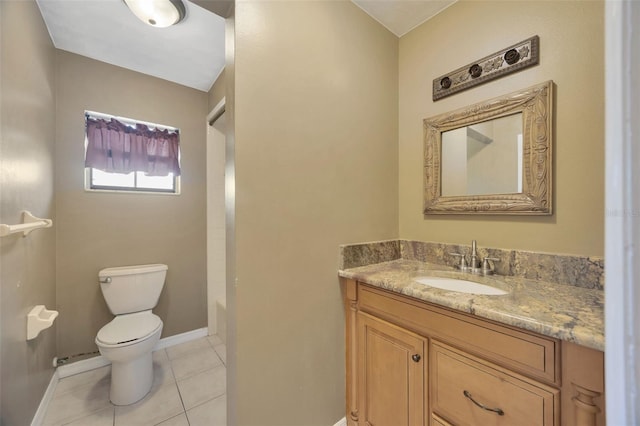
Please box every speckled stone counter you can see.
[340,239,604,290]
[339,258,604,352]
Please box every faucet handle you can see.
[449,252,469,271]
[481,257,500,275]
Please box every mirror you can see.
[423,81,553,215]
[441,113,523,196]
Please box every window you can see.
[84,111,180,194]
[89,169,177,193]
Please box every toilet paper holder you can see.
[27,305,58,340]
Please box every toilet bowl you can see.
[96,311,163,405]
[95,264,167,405]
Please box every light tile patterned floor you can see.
[43,335,226,426]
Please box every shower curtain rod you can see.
[207,97,226,126]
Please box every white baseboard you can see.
[154,327,208,351]
[57,327,209,379]
[333,417,347,426]
[57,355,110,379]
[31,370,59,426]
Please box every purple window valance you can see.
[85,117,181,176]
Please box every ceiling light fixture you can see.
[123,0,186,28]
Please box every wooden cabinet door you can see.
[357,311,426,426]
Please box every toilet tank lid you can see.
[99,264,168,278]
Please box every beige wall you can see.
[55,52,208,356]
[233,1,398,423]
[0,1,57,424]
[399,1,604,256]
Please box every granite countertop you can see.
[339,259,604,351]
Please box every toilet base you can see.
[110,351,153,405]
[96,314,162,406]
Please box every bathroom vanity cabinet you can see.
[343,279,605,426]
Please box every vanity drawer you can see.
[431,341,559,426]
[358,284,559,384]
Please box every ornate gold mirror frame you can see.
[423,80,553,215]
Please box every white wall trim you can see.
[154,327,209,351]
[605,1,639,424]
[57,355,110,379]
[332,417,347,426]
[31,371,59,426]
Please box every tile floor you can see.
[43,335,227,426]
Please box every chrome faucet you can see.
[481,257,500,275]
[450,240,500,276]
[470,240,480,271]
[449,252,469,271]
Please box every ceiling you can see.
[35,0,454,93]
[36,0,225,92]
[352,0,457,37]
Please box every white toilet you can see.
[95,264,167,405]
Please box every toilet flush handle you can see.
[99,277,112,284]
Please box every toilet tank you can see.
[99,264,167,315]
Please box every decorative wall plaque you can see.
[432,36,539,101]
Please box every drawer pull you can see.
[412,354,421,362]
[463,390,505,416]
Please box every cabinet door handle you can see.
[463,390,504,416]
[411,354,421,362]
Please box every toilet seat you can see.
[96,311,162,347]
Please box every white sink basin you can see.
[414,276,508,295]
